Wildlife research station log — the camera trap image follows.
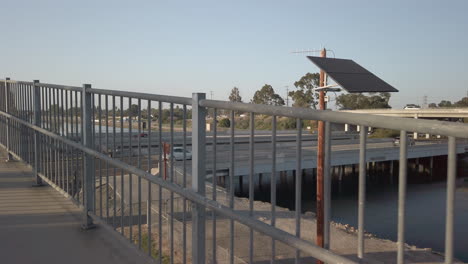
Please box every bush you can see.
[277,117,297,130]
[369,128,400,138]
[254,116,272,130]
[235,119,249,129]
[218,118,231,128]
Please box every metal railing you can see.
[1,77,467,264]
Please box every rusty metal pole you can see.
[316,48,326,264]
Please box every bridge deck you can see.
[0,149,151,264]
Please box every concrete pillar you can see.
[339,165,344,181]
[357,125,361,132]
[390,160,394,176]
[239,176,243,194]
[345,123,349,132]
[368,126,372,132]
[416,158,423,174]
[259,173,263,191]
[429,156,434,181]
[426,134,430,139]
[389,161,394,184]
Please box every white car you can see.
[170,147,192,161]
[393,137,415,146]
[404,104,421,110]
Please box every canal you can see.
[234,155,468,261]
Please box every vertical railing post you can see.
[358,126,367,260]
[82,84,95,229]
[397,130,408,264]
[323,121,331,250]
[4,77,13,161]
[444,136,457,264]
[191,93,206,264]
[32,80,44,186]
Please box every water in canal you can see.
[234,155,468,261]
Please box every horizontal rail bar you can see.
[89,88,192,105]
[0,109,356,264]
[199,99,468,138]
[36,82,82,91]
[2,79,192,104]
[0,80,34,85]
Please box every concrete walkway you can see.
[0,149,152,264]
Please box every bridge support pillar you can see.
[430,156,434,181]
[426,133,430,139]
[416,158,421,175]
[389,161,394,185]
[413,115,419,139]
[344,123,349,132]
[390,160,394,176]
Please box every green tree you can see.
[438,100,452,107]
[251,84,285,106]
[125,104,139,116]
[229,87,242,102]
[428,103,437,108]
[454,97,468,107]
[336,92,391,110]
[288,73,320,108]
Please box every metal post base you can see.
[5,153,14,162]
[81,213,96,230]
[81,222,97,230]
[32,174,45,187]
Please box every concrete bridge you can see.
[339,108,468,119]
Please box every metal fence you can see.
[1,78,467,264]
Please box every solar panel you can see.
[307,56,398,93]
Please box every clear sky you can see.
[1,0,467,109]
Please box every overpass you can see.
[338,108,468,139]
[339,108,468,118]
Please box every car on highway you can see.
[133,133,148,138]
[393,136,415,146]
[404,104,421,110]
[170,147,192,161]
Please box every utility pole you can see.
[316,48,326,264]
[285,86,289,107]
[210,91,214,100]
[290,47,328,259]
